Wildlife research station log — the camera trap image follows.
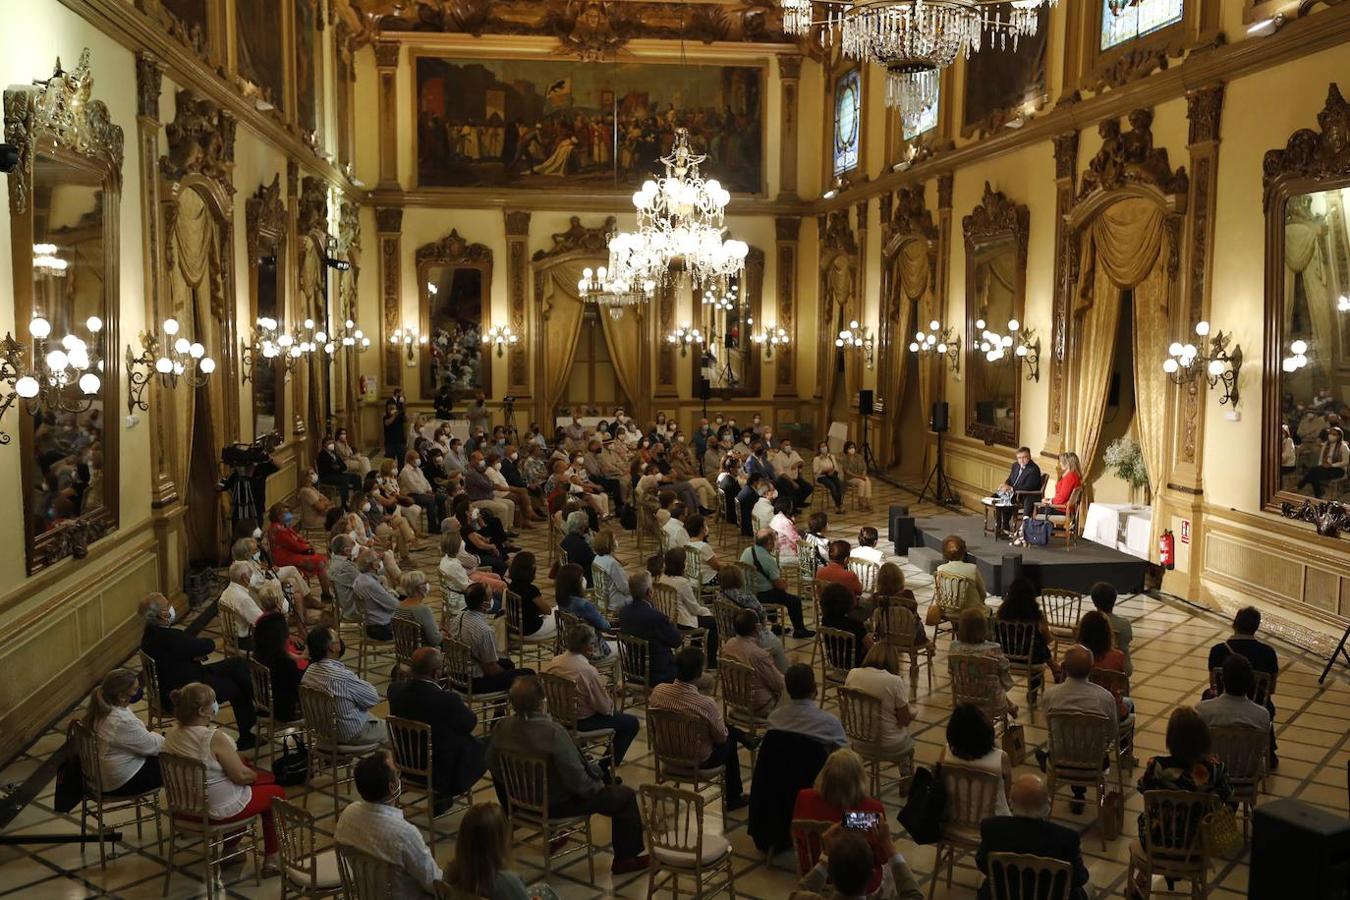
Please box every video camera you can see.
[220,432,282,468]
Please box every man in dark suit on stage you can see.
[996,446,1043,535]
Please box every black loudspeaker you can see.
[888,506,915,549]
[1250,799,1350,900]
[697,377,711,401]
[859,389,875,417]
[1000,553,1023,596]
[931,401,950,433]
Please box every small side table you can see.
[981,496,1014,537]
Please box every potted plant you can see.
[1103,437,1150,506]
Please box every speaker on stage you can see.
[1000,553,1023,596]
[1250,798,1350,900]
[931,401,949,433]
[888,506,915,549]
[859,389,875,417]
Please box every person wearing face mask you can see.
[295,466,335,531]
[253,582,308,721]
[163,682,286,876]
[335,751,441,897]
[499,443,548,517]
[382,400,408,472]
[841,440,873,510]
[217,560,266,650]
[139,593,258,750]
[703,433,727,479]
[692,418,713,463]
[317,435,361,503]
[668,432,717,511]
[484,450,539,528]
[464,451,518,532]
[352,549,402,640]
[398,450,445,533]
[813,441,846,512]
[583,439,625,511]
[230,537,313,625]
[266,503,336,603]
[85,668,164,797]
[326,534,362,621]
[566,451,611,519]
[334,428,372,478]
[301,624,388,745]
[444,438,469,473]
[771,439,814,509]
[563,414,587,445]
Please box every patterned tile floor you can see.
[3,475,1349,898]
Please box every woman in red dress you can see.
[265,502,334,603]
[1040,451,1084,515]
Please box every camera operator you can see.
[220,438,280,538]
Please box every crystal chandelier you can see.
[782,0,1055,133]
[577,264,656,320]
[601,128,748,298]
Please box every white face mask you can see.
[309,473,319,484]
[252,551,262,562]
[820,445,829,454]
[249,572,266,590]
[350,545,361,559]
[509,452,518,461]
[493,462,502,470]
[361,503,371,513]
[166,605,178,625]
[325,443,335,452]
[209,700,220,717]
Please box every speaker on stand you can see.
[858,390,877,471]
[917,401,957,507]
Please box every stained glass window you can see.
[902,83,940,141]
[833,69,861,177]
[1101,0,1184,50]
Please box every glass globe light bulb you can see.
[929,320,940,331]
[1207,360,1225,377]
[975,319,986,330]
[79,373,100,395]
[46,349,69,371]
[937,343,948,354]
[200,357,216,374]
[345,319,354,329]
[1162,358,1179,374]
[1282,358,1296,373]
[303,318,314,330]
[174,337,191,354]
[1168,342,1183,357]
[909,342,919,352]
[15,375,40,398]
[1195,320,1210,337]
[173,361,185,375]
[189,342,204,359]
[1008,318,1020,332]
[162,318,180,336]
[1290,340,1308,355]
[29,317,52,339]
[155,357,173,374]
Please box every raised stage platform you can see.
[913,514,1150,596]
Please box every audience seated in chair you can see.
[995,577,1064,696]
[1076,610,1133,720]
[816,540,865,599]
[253,584,306,723]
[853,526,884,566]
[1207,605,1279,769]
[327,534,361,621]
[352,549,401,641]
[940,703,1012,817]
[740,528,813,638]
[138,593,257,751]
[845,643,916,758]
[649,646,750,811]
[265,502,334,604]
[1198,654,1271,733]
[508,551,558,643]
[934,535,988,611]
[163,682,285,876]
[448,584,534,694]
[543,623,640,768]
[1090,582,1133,676]
[873,563,928,649]
[592,530,634,613]
[950,607,1017,719]
[793,749,892,894]
[617,571,684,686]
[797,822,921,900]
[976,774,1090,900]
[300,625,388,746]
[486,676,649,874]
[218,561,264,652]
[819,583,873,670]
[86,668,164,797]
[441,803,543,899]
[1038,645,1117,812]
[722,609,785,715]
[334,750,440,897]
[388,647,487,810]
[767,663,848,748]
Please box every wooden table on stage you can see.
[980,496,1015,537]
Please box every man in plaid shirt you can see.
[649,646,748,810]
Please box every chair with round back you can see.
[847,556,880,595]
[932,571,976,644]
[985,851,1074,900]
[994,619,1048,720]
[1089,667,1138,768]
[1210,724,1269,841]
[68,719,162,869]
[437,572,466,620]
[386,715,466,852]
[1127,790,1215,899]
[1039,588,1083,649]
[949,654,1012,734]
[218,606,245,659]
[838,686,914,802]
[590,562,613,617]
[504,589,552,669]
[160,751,263,899]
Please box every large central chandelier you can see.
[582,128,748,319]
[782,0,1055,134]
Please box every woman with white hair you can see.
[230,536,312,628]
[560,509,597,584]
[394,570,443,646]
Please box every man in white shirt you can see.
[484,450,539,526]
[335,751,440,898]
[543,625,640,767]
[218,561,264,646]
[771,439,814,508]
[751,485,776,534]
[658,507,690,550]
[851,525,885,566]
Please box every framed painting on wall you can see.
[961,4,1047,135]
[236,0,285,109]
[414,56,765,194]
[294,0,319,136]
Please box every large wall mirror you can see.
[5,51,122,573]
[1263,85,1350,510]
[416,229,492,400]
[963,183,1029,446]
[246,176,286,439]
[694,247,765,397]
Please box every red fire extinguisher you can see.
[1159,529,1175,570]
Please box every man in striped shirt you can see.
[649,646,748,811]
[447,583,532,693]
[300,625,388,745]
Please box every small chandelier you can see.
[578,264,656,320]
[749,317,791,360]
[667,322,705,357]
[126,317,216,412]
[1281,339,1309,374]
[336,318,371,353]
[390,326,427,366]
[1161,320,1243,406]
[836,319,876,369]
[910,318,961,372]
[975,317,1040,381]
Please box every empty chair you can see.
[1040,589,1083,649]
[335,842,396,900]
[67,719,162,869]
[160,751,263,899]
[1210,724,1268,840]
[274,799,342,900]
[929,763,1004,900]
[1127,790,1215,900]
[638,784,737,899]
[985,851,1074,900]
[493,748,597,879]
[298,685,384,814]
[1045,711,1122,850]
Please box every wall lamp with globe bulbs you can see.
[837,320,876,369]
[1161,320,1243,406]
[125,317,216,413]
[0,314,106,444]
[975,317,1041,382]
[909,319,961,374]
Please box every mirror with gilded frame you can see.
[963,183,1029,447]
[4,51,123,574]
[416,230,492,400]
[1263,84,1350,511]
[695,248,765,397]
[246,176,286,440]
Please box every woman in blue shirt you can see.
[554,563,613,660]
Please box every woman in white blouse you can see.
[842,643,915,760]
[812,442,846,512]
[162,683,286,876]
[86,668,164,795]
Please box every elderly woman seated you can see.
[230,536,313,628]
[948,607,1017,719]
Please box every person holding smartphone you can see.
[791,749,890,895]
[797,817,922,900]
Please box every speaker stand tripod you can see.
[1319,621,1350,684]
[860,413,878,472]
[917,429,958,507]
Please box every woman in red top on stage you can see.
[265,502,334,601]
[1040,451,1083,514]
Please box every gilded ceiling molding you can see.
[246,175,288,261]
[4,50,125,215]
[532,215,616,261]
[962,183,1030,263]
[414,228,493,270]
[1077,108,1189,201]
[819,208,858,256]
[160,89,236,195]
[1262,83,1350,206]
[135,0,209,62]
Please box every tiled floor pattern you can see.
[3,476,1349,899]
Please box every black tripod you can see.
[860,413,878,473]
[917,428,958,506]
[1319,621,1350,684]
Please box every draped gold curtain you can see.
[535,259,591,417]
[891,239,931,462]
[1283,219,1333,357]
[168,187,228,559]
[598,305,642,411]
[1070,196,1172,501]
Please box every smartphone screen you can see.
[842,810,881,830]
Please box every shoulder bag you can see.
[897,764,947,844]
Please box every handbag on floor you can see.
[1102,791,1124,840]
[897,764,946,844]
[271,734,309,786]
[1001,724,1027,767]
[924,603,943,627]
[1023,517,1052,546]
[1202,803,1243,857]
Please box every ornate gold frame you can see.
[1261,83,1350,514]
[694,246,766,400]
[4,50,124,575]
[245,174,287,440]
[415,229,494,400]
[962,183,1030,447]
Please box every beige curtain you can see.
[535,260,589,417]
[598,305,642,410]
[1130,254,1171,516]
[1071,197,1170,477]
[890,239,931,462]
[1283,220,1333,358]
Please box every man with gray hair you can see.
[138,593,257,749]
[616,569,684,684]
[352,549,400,640]
[327,534,361,620]
[560,509,596,585]
[1038,645,1118,813]
[975,773,1089,900]
[218,560,264,646]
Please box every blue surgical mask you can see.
[282,512,294,526]
[128,686,144,704]
[209,701,220,718]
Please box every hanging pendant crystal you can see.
[886,65,939,132]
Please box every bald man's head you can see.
[410,646,442,678]
[1063,644,1094,680]
[1009,774,1051,818]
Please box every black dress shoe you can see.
[235,734,258,752]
